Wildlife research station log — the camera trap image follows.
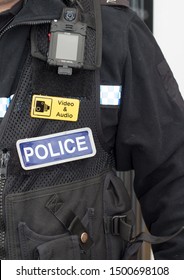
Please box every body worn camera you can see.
[47,7,87,75]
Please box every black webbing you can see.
[122,226,184,260]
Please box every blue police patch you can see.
[16,128,96,170]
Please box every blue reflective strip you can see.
[100,85,122,105]
[0,95,14,117]
[16,128,96,170]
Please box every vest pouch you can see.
[103,172,134,259]
[18,222,81,260]
[5,172,107,259]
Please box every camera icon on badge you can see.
[33,97,52,117]
[35,101,50,113]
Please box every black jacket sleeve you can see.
[115,12,184,259]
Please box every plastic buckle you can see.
[112,215,127,236]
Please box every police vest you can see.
[1,0,176,260]
[0,0,137,260]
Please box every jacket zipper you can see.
[0,150,10,260]
[0,20,51,38]
[0,19,51,260]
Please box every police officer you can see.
[0,0,184,260]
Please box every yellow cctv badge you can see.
[31,95,80,122]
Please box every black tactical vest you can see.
[0,0,137,260]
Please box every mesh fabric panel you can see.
[1,0,113,195]
[2,54,114,195]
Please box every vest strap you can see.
[123,226,184,260]
[106,213,184,259]
[100,0,129,7]
[105,215,133,242]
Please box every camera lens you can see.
[64,10,76,21]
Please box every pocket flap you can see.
[18,222,80,260]
[35,235,80,260]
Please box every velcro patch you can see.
[16,128,96,170]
